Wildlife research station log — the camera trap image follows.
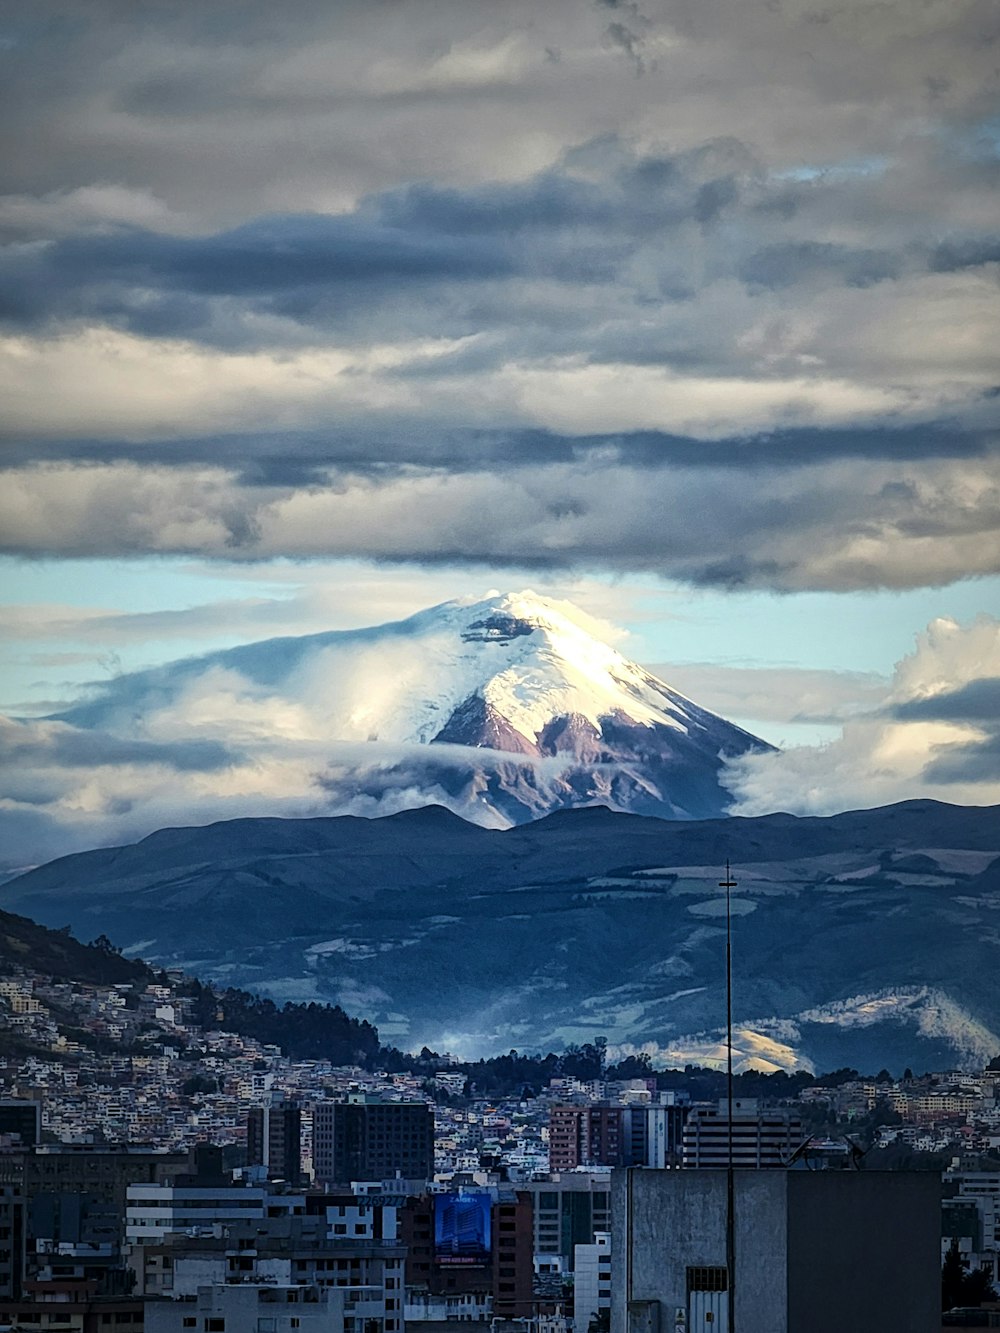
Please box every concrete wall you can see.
[612,1168,942,1333]
[786,1170,940,1333]
[610,1169,788,1333]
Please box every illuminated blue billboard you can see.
[434,1191,492,1265]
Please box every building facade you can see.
[611,1167,941,1333]
[312,1096,434,1185]
[549,1107,625,1172]
[525,1173,612,1264]
[681,1099,802,1169]
[247,1095,303,1183]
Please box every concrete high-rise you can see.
[681,1099,802,1169]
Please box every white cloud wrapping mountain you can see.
[0,591,770,871]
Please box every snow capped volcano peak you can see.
[393,589,684,748]
[321,587,705,754]
[53,589,774,826]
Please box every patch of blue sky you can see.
[773,155,889,182]
[2,556,998,723]
[630,575,1000,676]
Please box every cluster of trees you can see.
[942,1239,998,1311]
[181,979,381,1067]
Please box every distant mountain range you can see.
[4,799,999,1073]
[50,589,772,827]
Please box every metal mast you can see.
[719,859,738,1333]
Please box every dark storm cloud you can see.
[925,735,1000,784]
[739,241,902,290]
[0,141,749,345]
[1,422,994,486]
[891,678,1000,723]
[0,209,515,339]
[0,0,998,589]
[930,239,1000,273]
[0,718,239,774]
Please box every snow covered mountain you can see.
[53,590,772,827]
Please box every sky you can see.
[0,0,998,870]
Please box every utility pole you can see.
[719,859,738,1333]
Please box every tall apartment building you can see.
[0,1187,24,1300]
[145,1283,346,1333]
[0,1145,189,1212]
[125,1180,304,1245]
[312,1095,434,1186]
[247,1094,302,1183]
[681,1099,803,1169]
[549,1106,625,1171]
[943,1170,1000,1277]
[624,1098,689,1169]
[574,1231,612,1330]
[133,1215,405,1333]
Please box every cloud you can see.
[1,454,997,592]
[0,716,237,773]
[0,122,995,591]
[724,615,1000,813]
[648,662,888,731]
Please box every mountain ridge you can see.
[4,799,999,1071]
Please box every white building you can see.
[574,1231,611,1330]
[125,1181,304,1245]
[145,1283,344,1332]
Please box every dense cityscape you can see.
[0,945,998,1330]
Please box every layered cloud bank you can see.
[0,0,997,590]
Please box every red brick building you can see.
[549,1105,626,1171]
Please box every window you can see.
[686,1267,728,1293]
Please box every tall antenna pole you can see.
[719,859,738,1333]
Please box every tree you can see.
[588,1311,610,1333]
[942,1239,967,1311]
[964,1266,999,1306]
[941,1238,1000,1310]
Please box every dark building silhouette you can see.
[0,1101,40,1148]
[0,1145,189,1212]
[247,1096,302,1183]
[312,1096,434,1185]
